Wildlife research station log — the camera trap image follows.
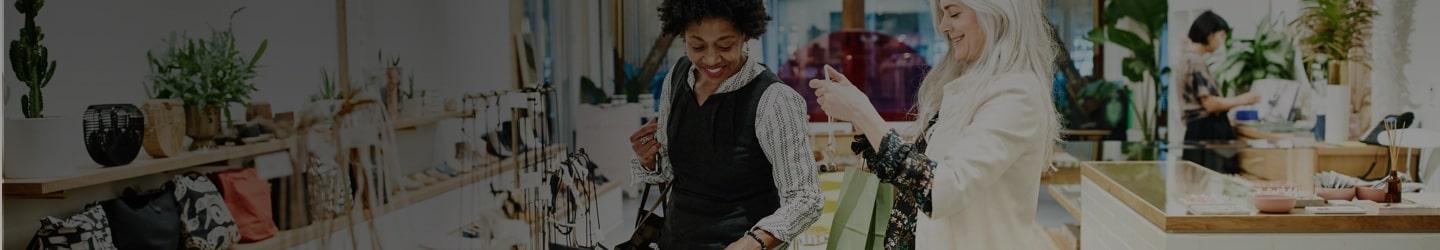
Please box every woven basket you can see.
[142,99,185,158]
[84,104,144,166]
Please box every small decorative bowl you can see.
[1251,194,1297,214]
[1316,187,1356,201]
[1356,185,1387,202]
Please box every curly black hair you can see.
[658,0,772,38]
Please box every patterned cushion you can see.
[172,173,239,250]
[28,203,117,250]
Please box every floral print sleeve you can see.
[852,130,936,214]
[851,117,938,250]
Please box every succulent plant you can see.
[310,68,340,102]
[9,0,58,118]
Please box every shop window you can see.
[766,0,937,122]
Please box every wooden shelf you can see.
[394,111,470,130]
[238,145,572,250]
[3,139,291,196]
[404,145,567,203]
[1046,185,1082,223]
[3,111,476,197]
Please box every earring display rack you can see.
[237,145,570,250]
[246,85,581,249]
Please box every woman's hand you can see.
[1237,92,1261,106]
[723,238,760,250]
[809,65,880,123]
[629,120,662,170]
[724,229,777,250]
[809,65,887,145]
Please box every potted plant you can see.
[1292,0,1377,142]
[1088,0,1167,160]
[380,51,402,117]
[1218,12,1296,97]
[304,68,345,134]
[310,68,341,102]
[5,0,87,178]
[147,9,268,150]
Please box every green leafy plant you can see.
[1218,12,1296,97]
[9,0,57,118]
[311,68,340,102]
[379,50,400,69]
[1087,0,1167,141]
[1074,80,1127,128]
[580,76,610,105]
[1291,0,1377,83]
[403,70,417,100]
[146,8,268,125]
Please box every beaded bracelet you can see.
[746,230,768,250]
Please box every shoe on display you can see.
[447,158,471,173]
[423,169,453,182]
[409,173,438,186]
[433,161,460,177]
[482,127,514,158]
[397,175,424,191]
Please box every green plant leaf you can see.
[249,39,268,69]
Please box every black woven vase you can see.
[84,104,145,166]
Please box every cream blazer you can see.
[915,73,1056,250]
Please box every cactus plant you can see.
[9,0,58,118]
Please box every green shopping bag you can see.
[827,168,893,250]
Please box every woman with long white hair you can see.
[809,0,1059,248]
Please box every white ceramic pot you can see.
[422,95,445,113]
[1324,85,1350,143]
[4,116,89,179]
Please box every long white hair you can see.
[914,0,1059,143]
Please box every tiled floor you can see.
[604,172,1080,248]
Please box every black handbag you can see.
[614,183,670,250]
[101,187,182,250]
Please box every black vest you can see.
[660,57,783,248]
[666,57,781,203]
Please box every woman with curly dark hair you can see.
[628,0,822,249]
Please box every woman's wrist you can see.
[746,230,768,250]
[748,228,780,249]
[855,111,889,149]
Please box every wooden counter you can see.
[1240,144,1421,183]
[1082,161,1440,233]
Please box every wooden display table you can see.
[1080,161,1440,250]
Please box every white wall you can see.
[1367,0,1440,189]
[1,0,336,118]
[1,0,516,248]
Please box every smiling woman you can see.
[808,0,1061,249]
[627,0,823,250]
